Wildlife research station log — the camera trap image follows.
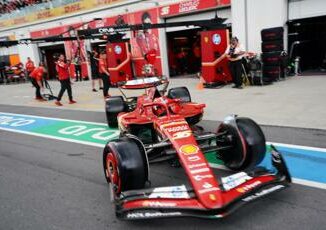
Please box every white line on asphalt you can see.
[0,127,106,148]
[267,141,326,153]
[0,112,108,126]
[292,178,326,190]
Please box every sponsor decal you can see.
[194,174,213,181]
[166,125,188,133]
[198,182,219,194]
[242,185,285,202]
[190,168,209,174]
[236,181,262,193]
[172,130,192,140]
[0,116,35,127]
[180,144,199,155]
[179,0,200,13]
[160,6,170,15]
[149,185,190,199]
[99,28,114,34]
[37,10,53,20]
[188,163,206,169]
[142,201,177,207]
[14,17,28,24]
[126,211,182,219]
[212,34,221,45]
[114,45,122,54]
[0,113,119,145]
[221,172,252,191]
[198,187,219,194]
[64,3,82,14]
[209,194,216,201]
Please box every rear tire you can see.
[217,117,266,171]
[103,137,148,196]
[105,96,126,128]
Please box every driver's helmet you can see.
[152,97,181,116]
[152,97,166,117]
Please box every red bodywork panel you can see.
[201,30,232,84]
[106,42,133,85]
[118,87,205,130]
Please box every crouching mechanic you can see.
[30,62,46,101]
[55,54,77,106]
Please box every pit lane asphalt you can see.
[1,104,326,230]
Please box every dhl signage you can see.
[0,0,125,29]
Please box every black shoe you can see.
[92,89,97,92]
[232,85,237,88]
[99,87,103,90]
[237,86,243,89]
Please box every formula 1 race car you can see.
[103,77,291,220]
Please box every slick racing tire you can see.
[105,96,126,128]
[217,117,266,171]
[167,87,191,102]
[103,137,149,196]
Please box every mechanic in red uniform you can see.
[55,54,76,106]
[99,51,110,98]
[25,57,35,79]
[30,62,46,101]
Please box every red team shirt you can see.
[25,60,35,73]
[56,60,70,80]
[30,67,44,81]
[98,59,107,74]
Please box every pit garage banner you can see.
[89,9,163,77]
[63,24,88,79]
[127,8,162,77]
[0,0,126,29]
[159,0,231,18]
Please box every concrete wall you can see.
[289,0,326,20]
[232,0,288,53]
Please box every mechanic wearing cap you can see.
[30,62,46,101]
[55,54,76,106]
[99,51,110,98]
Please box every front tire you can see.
[103,137,148,196]
[217,117,266,171]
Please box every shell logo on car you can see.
[180,144,199,155]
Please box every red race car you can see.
[103,77,291,220]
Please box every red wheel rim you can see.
[106,152,121,195]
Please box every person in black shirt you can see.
[88,50,103,92]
